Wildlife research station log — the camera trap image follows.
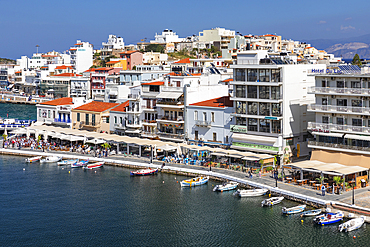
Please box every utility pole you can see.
[36,45,40,54]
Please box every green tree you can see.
[145,44,165,53]
[316,175,327,185]
[352,54,362,66]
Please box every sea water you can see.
[0,102,37,120]
[0,155,369,246]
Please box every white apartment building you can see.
[307,65,370,156]
[199,27,235,50]
[143,52,168,65]
[151,29,185,44]
[101,34,125,59]
[230,50,326,162]
[70,77,90,99]
[187,96,233,146]
[69,40,93,73]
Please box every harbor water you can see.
[1,155,369,246]
[0,102,37,120]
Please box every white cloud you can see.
[341,25,355,30]
[319,20,326,24]
[345,17,352,21]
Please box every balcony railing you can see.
[308,87,370,95]
[308,140,370,152]
[114,123,125,129]
[157,132,184,140]
[142,119,157,124]
[195,120,211,127]
[128,94,140,100]
[80,121,99,127]
[308,122,370,134]
[141,105,156,110]
[308,104,370,114]
[54,118,71,123]
[158,115,184,122]
[156,101,184,106]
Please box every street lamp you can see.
[352,179,355,205]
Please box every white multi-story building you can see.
[70,77,90,99]
[101,34,125,59]
[69,40,93,73]
[151,29,185,44]
[199,27,235,50]
[230,50,326,162]
[187,96,233,146]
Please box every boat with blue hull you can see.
[282,205,306,215]
[300,209,322,217]
[213,181,238,192]
[71,159,89,168]
[57,159,78,166]
[180,176,209,187]
[314,211,344,225]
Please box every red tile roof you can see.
[305,47,313,49]
[40,97,73,106]
[174,58,190,64]
[142,81,164,86]
[84,68,97,73]
[69,48,77,51]
[106,61,120,64]
[73,101,119,112]
[191,73,202,76]
[52,73,82,77]
[42,55,58,57]
[74,43,83,46]
[222,78,233,82]
[15,71,21,74]
[55,65,73,70]
[260,34,277,37]
[94,67,113,71]
[190,96,233,108]
[119,50,140,55]
[110,101,129,112]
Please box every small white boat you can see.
[40,156,62,163]
[300,209,322,217]
[84,162,104,169]
[25,156,42,163]
[213,181,239,191]
[130,168,158,176]
[282,205,306,215]
[233,189,268,197]
[57,159,78,166]
[339,216,365,232]
[261,196,284,207]
[71,159,89,168]
[180,176,209,187]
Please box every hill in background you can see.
[0,57,16,64]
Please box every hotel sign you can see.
[233,142,279,152]
[309,68,340,74]
[230,125,247,133]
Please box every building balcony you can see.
[126,107,141,114]
[308,140,370,154]
[128,94,140,100]
[308,104,370,115]
[308,122,370,135]
[53,118,71,124]
[141,131,158,138]
[157,132,184,141]
[231,112,282,119]
[141,105,156,111]
[80,121,100,127]
[114,123,126,129]
[157,115,184,123]
[195,120,211,127]
[308,86,370,96]
[126,121,141,128]
[156,101,184,108]
[142,119,157,125]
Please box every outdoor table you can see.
[286,177,293,183]
[315,184,321,190]
[296,179,307,185]
[309,181,316,187]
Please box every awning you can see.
[85,139,105,144]
[157,144,177,151]
[156,91,183,99]
[125,129,141,134]
[232,133,278,145]
[345,134,370,141]
[242,156,260,161]
[227,154,244,159]
[211,152,227,156]
[289,160,368,175]
[312,132,343,138]
[109,91,118,95]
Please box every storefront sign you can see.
[265,116,277,120]
[233,142,279,152]
[230,125,247,133]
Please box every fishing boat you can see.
[40,156,62,163]
[261,196,284,207]
[84,161,104,169]
[338,216,366,232]
[282,205,306,215]
[25,156,42,163]
[213,181,239,191]
[71,159,89,168]
[130,168,158,176]
[180,176,209,187]
[57,159,78,166]
[233,189,268,197]
[300,209,322,217]
[314,211,344,225]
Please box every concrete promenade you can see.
[2,147,370,216]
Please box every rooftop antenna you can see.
[36,45,40,54]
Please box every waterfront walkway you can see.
[2,147,370,214]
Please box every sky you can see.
[1,0,370,59]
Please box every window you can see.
[77,113,80,121]
[259,86,270,99]
[337,117,344,125]
[351,81,361,88]
[53,111,55,119]
[176,81,181,87]
[203,112,207,121]
[39,109,41,117]
[236,117,246,125]
[248,102,258,115]
[259,119,270,133]
[195,130,199,140]
[85,113,89,124]
[352,118,362,126]
[272,120,281,133]
[272,103,281,116]
[248,118,258,131]
[259,103,270,116]
[225,136,229,143]
[271,86,280,100]
[236,101,246,114]
[211,112,215,122]
[234,69,246,81]
[271,69,280,82]
[48,110,50,118]
[322,116,329,124]
[114,116,117,124]
[235,85,246,98]
[106,116,109,123]
[259,69,270,82]
[247,69,257,82]
[247,86,257,98]
[322,98,328,105]
[352,99,362,107]
[120,117,123,124]
[194,111,198,120]
[337,81,345,88]
[213,132,217,142]
[337,99,347,106]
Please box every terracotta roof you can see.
[74,43,83,46]
[191,73,202,76]
[222,78,233,82]
[94,67,113,71]
[260,34,277,37]
[15,71,21,74]
[69,48,77,51]
[110,101,129,112]
[119,50,140,55]
[55,65,73,70]
[142,81,164,86]
[40,97,73,106]
[305,47,313,49]
[84,68,97,73]
[174,58,190,64]
[42,55,58,57]
[73,101,119,112]
[190,96,233,108]
[106,61,120,64]
[52,73,82,77]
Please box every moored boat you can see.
[233,189,268,197]
[180,176,209,187]
[213,181,239,191]
[25,156,42,163]
[130,168,158,176]
[71,159,89,168]
[338,216,365,232]
[282,205,306,215]
[261,196,284,207]
[314,211,344,225]
[57,159,78,166]
[40,156,62,163]
[84,161,104,169]
[300,209,322,217]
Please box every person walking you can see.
[321,184,326,196]
[209,164,212,172]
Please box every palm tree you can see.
[316,174,327,185]
[333,176,344,194]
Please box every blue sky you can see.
[1,0,370,59]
